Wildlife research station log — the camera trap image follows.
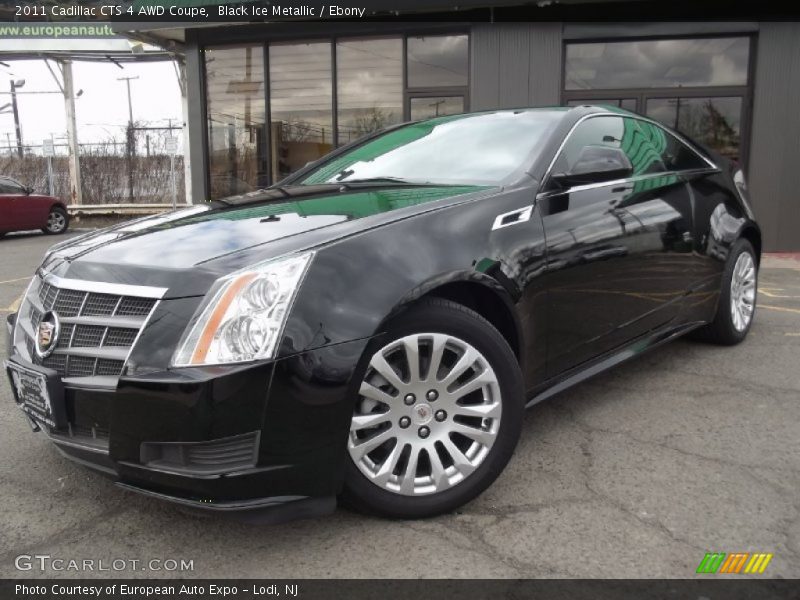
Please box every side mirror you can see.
[552,145,633,188]
[23,186,33,195]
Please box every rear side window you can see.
[659,130,711,171]
[552,115,624,175]
[553,115,668,178]
[553,116,710,184]
[621,118,668,176]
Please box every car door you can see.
[539,115,696,377]
[23,192,56,230]
[0,178,25,231]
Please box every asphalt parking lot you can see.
[0,230,798,579]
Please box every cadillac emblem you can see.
[35,311,60,358]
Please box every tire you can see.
[690,238,758,345]
[42,206,69,235]
[341,298,524,519]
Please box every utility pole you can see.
[10,78,25,157]
[429,99,445,117]
[118,75,139,203]
[61,60,83,205]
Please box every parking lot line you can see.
[759,304,800,315]
[760,287,800,299]
[0,276,31,285]
[0,293,24,313]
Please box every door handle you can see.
[612,185,633,193]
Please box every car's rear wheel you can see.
[43,206,69,235]
[691,238,758,345]
[341,298,524,518]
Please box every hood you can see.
[44,185,490,298]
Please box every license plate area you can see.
[5,359,66,429]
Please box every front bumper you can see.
[5,310,369,521]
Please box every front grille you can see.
[83,293,118,316]
[41,354,67,374]
[104,328,138,347]
[38,282,157,318]
[72,325,105,347]
[67,355,98,377]
[97,358,125,376]
[40,282,58,310]
[118,297,157,316]
[14,274,163,384]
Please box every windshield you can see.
[298,109,566,187]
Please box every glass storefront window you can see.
[269,42,334,182]
[205,46,267,199]
[646,96,742,161]
[565,37,750,90]
[410,96,464,120]
[336,38,403,146]
[407,35,469,88]
[203,34,470,194]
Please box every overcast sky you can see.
[0,59,182,153]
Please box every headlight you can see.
[171,252,314,366]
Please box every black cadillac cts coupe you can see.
[5,106,760,521]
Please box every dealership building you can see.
[122,2,800,250]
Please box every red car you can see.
[0,176,69,237]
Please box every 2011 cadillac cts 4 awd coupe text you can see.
[4,106,760,521]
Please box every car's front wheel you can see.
[42,206,69,235]
[341,298,524,518]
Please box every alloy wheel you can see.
[47,211,66,233]
[348,333,502,496]
[730,251,756,332]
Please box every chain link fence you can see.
[0,127,186,205]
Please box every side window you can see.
[552,116,625,176]
[619,118,668,176]
[552,116,669,183]
[0,180,22,194]
[660,130,710,171]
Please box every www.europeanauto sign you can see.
[0,21,134,53]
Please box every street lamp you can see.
[10,78,25,158]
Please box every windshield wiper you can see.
[337,177,434,186]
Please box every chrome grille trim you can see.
[12,272,166,389]
[42,273,167,299]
